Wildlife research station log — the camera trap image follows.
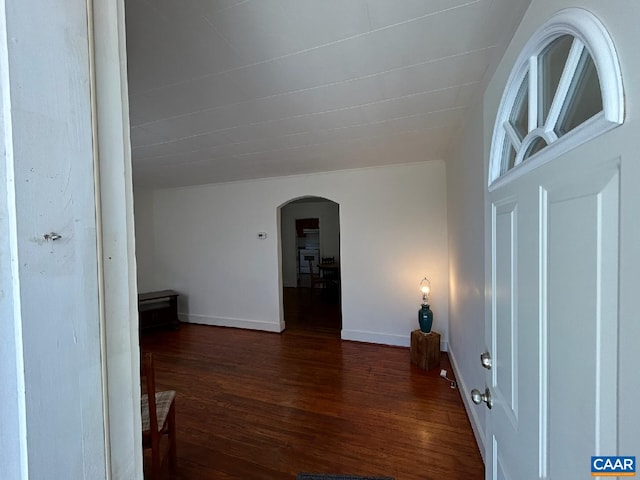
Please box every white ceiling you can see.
[126,0,531,188]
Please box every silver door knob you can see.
[480,352,492,370]
[471,387,493,409]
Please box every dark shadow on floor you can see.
[283,286,341,335]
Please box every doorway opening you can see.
[279,196,342,335]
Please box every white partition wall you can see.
[134,162,450,349]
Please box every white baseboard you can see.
[341,328,448,351]
[177,317,449,350]
[447,345,486,464]
[341,329,409,347]
[179,312,283,333]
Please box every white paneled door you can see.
[483,151,620,480]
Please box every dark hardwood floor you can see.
[140,288,483,479]
[283,286,342,334]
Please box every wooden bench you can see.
[138,290,180,331]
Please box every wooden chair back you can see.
[308,260,327,290]
[141,352,177,479]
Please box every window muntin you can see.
[523,136,548,160]
[488,8,624,189]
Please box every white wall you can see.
[446,3,531,460]
[133,186,157,293]
[280,199,340,287]
[135,161,450,348]
[446,96,488,456]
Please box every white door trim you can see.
[89,0,143,477]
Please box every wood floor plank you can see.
[140,289,483,479]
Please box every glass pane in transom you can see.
[509,73,529,140]
[523,136,547,160]
[538,35,574,126]
[555,50,603,137]
[501,138,517,174]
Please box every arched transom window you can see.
[489,8,624,189]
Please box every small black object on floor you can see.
[296,475,394,480]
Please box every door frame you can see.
[90,0,143,477]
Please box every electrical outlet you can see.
[440,369,447,378]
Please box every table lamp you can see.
[418,277,433,333]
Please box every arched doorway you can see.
[279,196,342,334]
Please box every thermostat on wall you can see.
[257,232,267,239]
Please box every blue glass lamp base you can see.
[418,304,433,333]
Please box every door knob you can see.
[471,387,493,409]
[480,352,492,370]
